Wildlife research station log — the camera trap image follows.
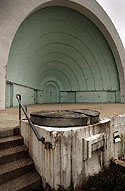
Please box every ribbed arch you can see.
[12,21,116,90]
[38,61,79,90]
[37,52,84,90]
[40,69,71,90]
[40,76,63,91]
[22,42,95,90]
[7,6,120,104]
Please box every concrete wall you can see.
[7,6,120,104]
[0,0,125,109]
[6,82,36,107]
[21,115,125,190]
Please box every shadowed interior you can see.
[6,6,120,106]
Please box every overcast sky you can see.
[97,0,125,47]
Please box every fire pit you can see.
[30,109,100,127]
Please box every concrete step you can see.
[0,158,34,185]
[0,171,42,191]
[0,135,24,150]
[0,127,19,138]
[0,145,28,165]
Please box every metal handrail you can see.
[16,94,51,147]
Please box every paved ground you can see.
[1,103,125,130]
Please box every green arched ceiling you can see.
[6,6,120,105]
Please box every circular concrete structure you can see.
[0,0,125,109]
[30,109,100,127]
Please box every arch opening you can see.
[6,6,120,106]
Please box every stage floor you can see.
[1,103,125,130]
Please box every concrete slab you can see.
[1,103,125,130]
[21,113,125,190]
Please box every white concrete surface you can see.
[21,115,125,190]
[0,0,125,109]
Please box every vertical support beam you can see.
[18,94,21,133]
[0,75,6,110]
[17,94,21,120]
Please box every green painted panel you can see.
[61,92,76,103]
[6,82,13,107]
[5,84,10,108]
[43,82,60,103]
[13,84,35,106]
[5,83,11,107]
[116,90,121,103]
[76,92,108,103]
[10,84,13,107]
[107,91,116,103]
[37,90,44,104]
[6,6,120,105]
[34,90,38,104]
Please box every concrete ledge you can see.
[0,127,19,138]
[21,114,125,190]
[111,158,125,171]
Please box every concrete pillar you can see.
[0,41,7,109]
[0,75,6,110]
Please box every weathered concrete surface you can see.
[21,114,125,190]
[111,159,125,172]
[30,109,100,127]
[1,103,125,130]
[0,133,42,190]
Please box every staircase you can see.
[0,127,42,191]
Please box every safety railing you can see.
[16,94,52,149]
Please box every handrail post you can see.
[25,105,27,113]
[18,94,21,120]
[16,94,52,148]
[17,94,21,133]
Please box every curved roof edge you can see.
[0,0,125,109]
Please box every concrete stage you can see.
[1,103,125,130]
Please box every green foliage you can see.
[77,164,125,191]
